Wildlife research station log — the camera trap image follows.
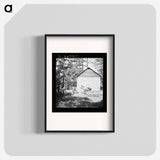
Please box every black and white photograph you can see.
[52,53,107,112]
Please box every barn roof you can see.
[76,67,102,78]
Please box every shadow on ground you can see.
[56,93,103,108]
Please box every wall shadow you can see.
[34,36,45,133]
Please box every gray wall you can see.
[5,4,156,156]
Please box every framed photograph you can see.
[45,34,115,132]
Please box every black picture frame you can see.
[45,34,115,132]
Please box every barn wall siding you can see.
[77,77,100,92]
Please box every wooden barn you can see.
[76,67,102,92]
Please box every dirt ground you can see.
[56,91,103,108]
